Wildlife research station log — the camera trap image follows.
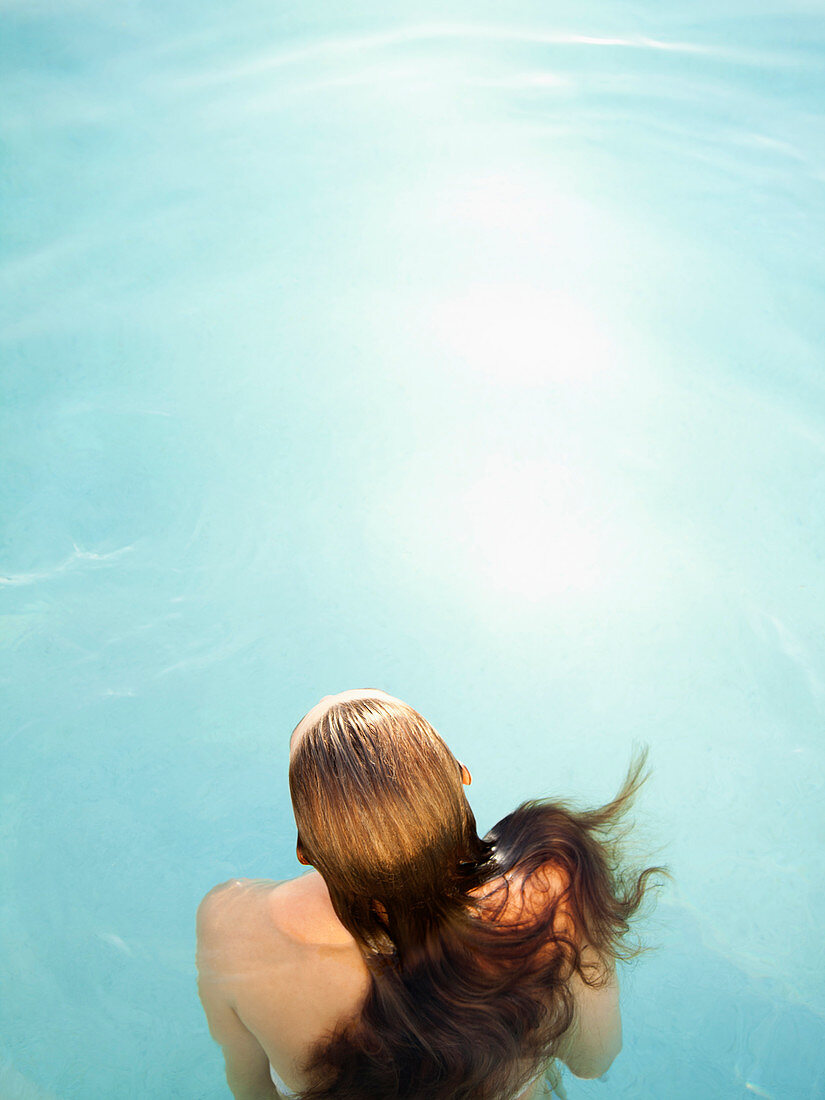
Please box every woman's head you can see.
[288,690,487,955]
[292,700,664,1100]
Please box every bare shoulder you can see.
[474,860,572,927]
[531,861,570,897]
[197,872,349,958]
[267,871,355,946]
[197,878,274,934]
[196,877,289,970]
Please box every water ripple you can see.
[167,23,794,91]
[0,543,134,588]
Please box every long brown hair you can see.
[288,695,664,1100]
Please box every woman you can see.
[197,689,662,1100]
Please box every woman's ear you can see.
[460,763,472,786]
[296,839,310,866]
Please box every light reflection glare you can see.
[430,284,612,385]
[461,458,612,596]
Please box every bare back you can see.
[197,873,371,1094]
[197,867,616,1099]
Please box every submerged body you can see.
[198,866,621,1099]
[197,690,656,1100]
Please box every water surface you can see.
[2,2,824,1097]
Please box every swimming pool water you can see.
[2,2,824,1097]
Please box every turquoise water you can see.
[2,2,824,1097]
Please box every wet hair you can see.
[288,695,664,1100]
